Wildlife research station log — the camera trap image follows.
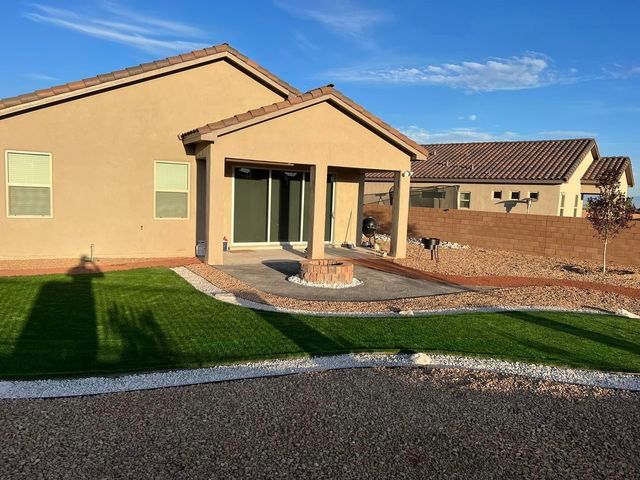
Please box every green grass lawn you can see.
[0,267,639,379]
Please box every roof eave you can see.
[367,176,565,185]
[626,163,635,187]
[0,47,299,119]
[562,139,598,181]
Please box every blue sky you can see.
[1,0,639,195]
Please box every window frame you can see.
[5,149,53,219]
[559,192,566,216]
[492,190,502,200]
[529,191,539,201]
[153,160,190,220]
[573,194,579,217]
[510,191,521,201]
[459,191,471,209]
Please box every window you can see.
[154,161,189,219]
[510,191,520,200]
[559,192,566,216]
[529,192,539,200]
[492,190,502,200]
[573,194,579,217]
[459,191,471,208]
[6,151,52,217]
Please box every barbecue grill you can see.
[362,216,377,246]
[421,237,441,262]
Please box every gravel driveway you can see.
[2,368,639,479]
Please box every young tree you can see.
[585,172,634,273]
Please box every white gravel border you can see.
[287,275,364,289]
[1,352,639,399]
[172,267,634,318]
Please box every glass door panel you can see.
[270,171,303,242]
[233,167,269,242]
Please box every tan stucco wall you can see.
[332,169,363,246]
[582,175,630,196]
[559,150,594,217]
[365,180,563,215]
[214,102,413,171]
[0,59,285,259]
[621,174,629,196]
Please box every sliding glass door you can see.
[270,170,304,242]
[233,167,334,244]
[233,168,269,242]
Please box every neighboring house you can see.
[365,139,635,217]
[0,44,426,264]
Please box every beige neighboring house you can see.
[365,139,634,217]
[0,44,426,264]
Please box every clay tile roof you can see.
[366,138,597,183]
[582,156,634,187]
[179,85,427,156]
[0,44,300,113]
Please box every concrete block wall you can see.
[363,205,639,266]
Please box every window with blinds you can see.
[6,151,52,217]
[154,161,189,219]
[459,192,471,208]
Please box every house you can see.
[365,139,635,216]
[0,44,426,265]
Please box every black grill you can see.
[362,217,377,238]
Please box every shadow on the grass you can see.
[0,259,173,377]
[257,310,348,355]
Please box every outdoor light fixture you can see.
[401,170,413,177]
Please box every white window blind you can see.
[155,162,189,219]
[6,151,52,217]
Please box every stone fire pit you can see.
[289,259,362,288]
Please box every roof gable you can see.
[0,44,299,118]
[180,85,427,158]
[581,156,635,187]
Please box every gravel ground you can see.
[4,352,640,399]
[396,243,640,288]
[186,263,640,314]
[2,368,639,479]
[0,256,190,272]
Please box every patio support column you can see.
[307,163,328,259]
[390,170,410,259]
[204,143,225,265]
[356,172,365,247]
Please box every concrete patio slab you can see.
[218,247,470,301]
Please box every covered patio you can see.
[180,85,427,265]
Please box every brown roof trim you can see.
[180,85,428,158]
[0,44,300,117]
[581,156,635,187]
